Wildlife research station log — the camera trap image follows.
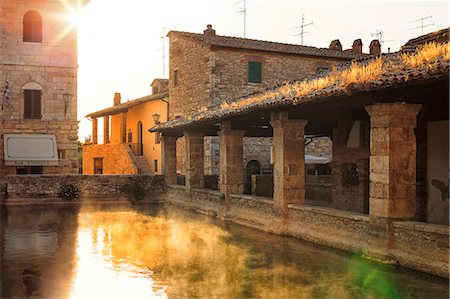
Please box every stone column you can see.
[103,116,110,144]
[365,103,422,220]
[92,117,98,144]
[163,135,177,185]
[270,111,308,215]
[120,112,127,144]
[365,103,422,252]
[218,122,245,201]
[184,130,205,194]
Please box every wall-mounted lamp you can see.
[152,113,161,124]
[63,93,72,116]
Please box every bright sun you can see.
[67,9,83,27]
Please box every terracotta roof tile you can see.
[403,27,449,51]
[86,92,169,118]
[169,31,368,60]
[153,45,449,132]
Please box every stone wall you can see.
[250,174,332,203]
[176,137,186,174]
[165,186,449,278]
[305,175,332,203]
[0,0,79,177]
[0,120,79,177]
[305,136,332,157]
[210,49,343,106]
[168,34,212,119]
[331,120,370,213]
[169,30,347,119]
[243,137,273,174]
[3,174,164,201]
[204,136,220,175]
[83,143,138,175]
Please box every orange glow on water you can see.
[70,227,168,299]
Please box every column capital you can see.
[365,102,422,117]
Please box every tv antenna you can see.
[161,27,166,78]
[371,29,394,46]
[289,15,313,45]
[156,27,167,78]
[409,15,434,35]
[235,0,247,38]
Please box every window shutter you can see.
[248,61,262,83]
[32,90,41,118]
[24,90,32,118]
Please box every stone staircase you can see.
[134,156,153,174]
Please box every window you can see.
[154,159,158,172]
[23,11,42,43]
[127,131,133,143]
[24,89,41,119]
[58,150,65,159]
[153,86,159,94]
[342,163,359,186]
[155,132,161,144]
[93,158,103,174]
[248,61,262,83]
[173,70,179,86]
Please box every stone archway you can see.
[245,160,261,194]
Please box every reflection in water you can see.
[0,203,448,299]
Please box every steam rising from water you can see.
[69,205,403,298]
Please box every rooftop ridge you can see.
[168,30,367,59]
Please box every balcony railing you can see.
[127,143,143,156]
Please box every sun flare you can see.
[67,9,83,27]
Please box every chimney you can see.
[113,93,121,106]
[329,39,343,51]
[203,24,216,36]
[352,39,363,54]
[369,39,381,55]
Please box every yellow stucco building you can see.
[83,79,168,175]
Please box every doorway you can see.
[245,160,261,194]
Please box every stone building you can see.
[83,79,168,175]
[168,25,369,184]
[154,29,449,276]
[0,0,88,177]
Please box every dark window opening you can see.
[153,86,159,94]
[23,11,42,43]
[248,61,262,83]
[245,160,261,194]
[154,159,158,172]
[342,163,359,185]
[316,66,330,74]
[127,131,133,143]
[307,164,332,176]
[24,89,42,119]
[93,158,103,174]
[173,70,179,86]
[58,150,65,159]
[16,166,43,175]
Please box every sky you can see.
[76,0,449,141]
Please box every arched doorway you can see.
[245,160,261,194]
[137,121,143,155]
